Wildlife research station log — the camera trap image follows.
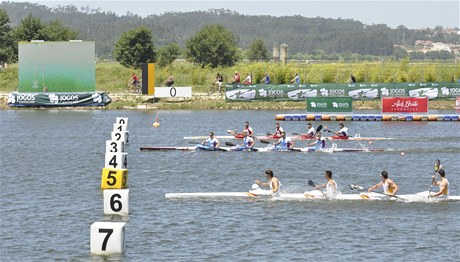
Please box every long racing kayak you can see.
[140,146,385,152]
[184,134,397,141]
[166,189,460,202]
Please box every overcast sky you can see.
[10,0,460,29]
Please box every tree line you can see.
[1,1,459,68]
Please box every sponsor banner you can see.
[7,92,112,107]
[381,97,428,114]
[306,97,353,113]
[225,82,460,101]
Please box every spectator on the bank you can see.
[243,73,252,85]
[290,73,300,84]
[260,72,270,84]
[348,74,357,83]
[165,73,174,87]
[232,71,241,84]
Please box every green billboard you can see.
[225,82,460,101]
[18,41,96,92]
[306,97,353,113]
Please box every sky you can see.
[7,0,460,29]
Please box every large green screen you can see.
[18,41,95,92]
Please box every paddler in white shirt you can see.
[315,170,338,196]
[255,169,281,195]
[274,131,294,150]
[430,169,449,197]
[306,123,315,138]
[368,171,399,196]
[242,130,255,150]
[333,123,349,138]
[242,121,254,137]
[272,122,284,137]
[198,132,220,150]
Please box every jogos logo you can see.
[48,94,79,103]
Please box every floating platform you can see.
[275,114,460,121]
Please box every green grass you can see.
[1,60,459,93]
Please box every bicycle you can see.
[208,81,223,95]
[124,80,142,94]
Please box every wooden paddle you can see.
[349,184,399,198]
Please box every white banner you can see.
[154,87,192,98]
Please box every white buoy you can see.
[111,131,129,144]
[401,152,405,156]
[106,140,125,153]
[105,152,128,169]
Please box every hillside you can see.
[1,1,459,59]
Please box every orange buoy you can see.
[153,116,160,127]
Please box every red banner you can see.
[382,97,428,113]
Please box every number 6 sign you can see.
[103,189,129,216]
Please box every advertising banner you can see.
[225,82,460,101]
[381,97,428,114]
[7,92,112,107]
[306,97,353,113]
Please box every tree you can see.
[247,38,269,62]
[113,26,156,69]
[0,9,17,64]
[156,43,181,67]
[14,14,45,41]
[185,24,239,68]
[41,20,78,41]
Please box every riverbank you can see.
[0,91,456,110]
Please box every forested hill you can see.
[2,2,459,59]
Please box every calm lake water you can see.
[1,109,459,261]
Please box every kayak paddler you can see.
[368,171,399,196]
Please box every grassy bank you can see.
[1,60,458,110]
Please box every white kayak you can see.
[165,187,460,202]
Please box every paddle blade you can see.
[292,133,300,136]
[227,129,236,135]
[225,142,236,146]
[258,138,270,144]
[316,125,323,133]
[308,180,315,187]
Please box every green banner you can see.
[225,82,460,101]
[306,97,353,113]
[7,92,112,107]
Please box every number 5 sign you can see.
[103,189,129,216]
[90,221,126,254]
[101,168,128,189]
